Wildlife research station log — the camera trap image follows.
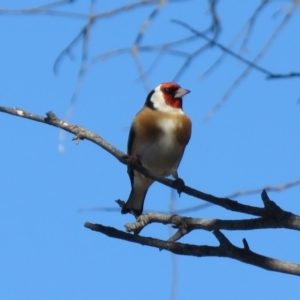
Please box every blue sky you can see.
[1,1,300,299]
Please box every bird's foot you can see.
[122,155,141,169]
[172,177,185,196]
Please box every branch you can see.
[172,19,300,80]
[78,176,300,216]
[203,1,300,121]
[2,106,298,221]
[77,202,212,215]
[0,105,271,218]
[226,178,300,198]
[3,105,300,275]
[267,72,300,79]
[206,0,221,39]
[130,0,169,91]
[0,0,164,19]
[172,19,273,77]
[123,206,300,238]
[239,0,270,53]
[84,222,300,276]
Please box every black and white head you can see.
[145,82,190,112]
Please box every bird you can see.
[121,82,192,216]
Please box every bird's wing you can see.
[127,123,136,187]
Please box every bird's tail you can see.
[121,176,153,216]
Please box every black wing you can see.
[127,124,136,187]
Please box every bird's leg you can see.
[171,170,185,196]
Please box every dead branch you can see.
[206,0,220,39]
[203,1,300,121]
[226,178,300,198]
[123,196,300,237]
[77,176,300,216]
[172,19,273,77]
[1,105,298,220]
[2,1,300,280]
[84,222,300,276]
[131,0,168,91]
[0,106,271,217]
[0,0,163,19]
[2,0,299,119]
[239,0,270,53]
[2,105,300,276]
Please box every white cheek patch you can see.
[151,89,184,113]
[151,91,165,110]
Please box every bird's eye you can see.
[163,88,171,94]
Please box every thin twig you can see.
[204,2,300,121]
[226,179,300,198]
[0,0,163,19]
[131,0,168,91]
[172,19,273,77]
[205,0,221,40]
[240,0,270,53]
[173,44,211,81]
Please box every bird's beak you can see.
[174,88,190,99]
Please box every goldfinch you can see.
[121,82,191,216]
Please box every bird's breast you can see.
[135,116,189,176]
[157,118,178,147]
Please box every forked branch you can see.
[0,106,283,217]
[84,222,300,276]
[1,105,300,276]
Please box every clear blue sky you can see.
[1,1,300,299]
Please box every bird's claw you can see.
[122,155,141,169]
[172,177,185,196]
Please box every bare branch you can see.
[0,0,164,19]
[239,0,270,53]
[226,178,300,199]
[131,0,169,91]
[171,19,273,77]
[173,43,211,82]
[0,106,271,217]
[171,0,267,83]
[53,26,88,75]
[78,177,300,215]
[267,72,300,79]
[204,1,300,121]
[77,202,211,215]
[57,0,97,153]
[123,206,300,236]
[131,47,151,92]
[84,222,300,276]
[31,0,73,10]
[2,105,300,275]
[206,0,221,39]
[134,0,168,45]
[0,4,89,19]
[0,107,124,160]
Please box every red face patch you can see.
[160,82,183,109]
[160,82,181,90]
[163,94,182,109]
